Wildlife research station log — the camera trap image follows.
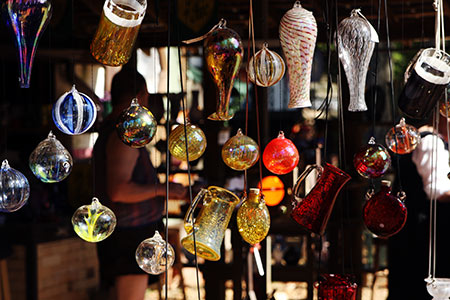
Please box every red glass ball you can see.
[263,131,299,175]
[317,274,357,300]
[353,141,391,178]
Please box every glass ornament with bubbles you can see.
[248,43,285,87]
[72,197,116,243]
[116,98,157,148]
[136,230,175,275]
[263,131,299,175]
[385,118,420,154]
[222,129,259,171]
[29,131,73,183]
[168,123,207,161]
[353,137,391,179]
[52,85,97,135]
[0,159,30,212]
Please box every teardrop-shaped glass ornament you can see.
[168,123,207,161]
[263,131,299,175]
[385,118,421,154]
[237,188,270,245]
[222,129,259,171]
[52,85,97,135]
[29,131,73,183]
[136,230,175,275]
[0,159,30,212]
[248,42,285,87]
[353,137,391,179]
[116,98,157,148]
[72,197,117,243]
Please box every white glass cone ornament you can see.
[0,159,30,212]
[248,43,285,87]
[425,277,450,300]
[135,231,175,275]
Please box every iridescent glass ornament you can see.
[316,274,358,300]
[222,128,259,171]
[248,42,285,87]
[72,197,117,243]
[52,85,97,135]
[425,277,450,300]
[263,131,299,175]
[2,0,52,88]
[385,118,420,154]
[29,131,73,183]
[237,188,270,245]
[0,159,30,212]
[337,9,377,112]
[279,1,317,108]
[116,98,157,148]
[135,230,175,275]
[353,137,391,179]
[168,123,207,161]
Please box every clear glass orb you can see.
[354,137,391,178]
[222,128,259,171]
[0,159,30,212]
[168,123,207,161]
[136,231,175,275]
[385,118,420,154]
[237,189,270,245]
[263,131,299,175]
[248,42,285,87]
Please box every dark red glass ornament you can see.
[353,137,391,178]
[263,131,299,175]
[316,274,357,300]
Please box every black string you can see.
[322,0,333,160]
[165,0,171,297]
[2,58,6,156]
[91,64,96,196]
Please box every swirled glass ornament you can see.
[353,137,391,179]
[136,230,175,275]
[279,1,317,108]
[263,131,299,175]
[52,85,97,135]
[248,43,285,87]
[385,118,420,154]
[72,197,116,243]
[29,131,73,183]
[116,98,157,148]
[222,129,259,171]
[0,159,30,212]
[168,123,207,161]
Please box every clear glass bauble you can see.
[72,197,116,243]
[222,128,259,171]
[263,131,299,175]
[385,118,420,154]
[248,42,285,87]
[29,131,73,183]
[353,137,391,179]
[52,85,97,135]
[168,123,207,161]
[0,159,30,212]
[136,230,175,275]
[116,98,157,148]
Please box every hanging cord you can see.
[91,64,96,196]
[165,0,171,297]
[1,58,6,156]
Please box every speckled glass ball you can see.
[385,118,420,154]
[168,124,207,161]
[263,131,299,175]
[222,128,259,171]
[353,137,391,178]
[136,231,175,275]
[237,189,270,245]
[0,159,30,212]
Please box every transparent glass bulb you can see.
[0,159,30,212]
[136,231,175,275]
[237,189,270,245]
[248,42,285,87]
[168,123,207,161]
[222,128,259,171]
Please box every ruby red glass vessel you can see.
[316,274,357,300]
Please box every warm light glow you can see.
[258,176,285,206]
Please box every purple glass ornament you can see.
[353,137,391,178]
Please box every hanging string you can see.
[1,58,6,156]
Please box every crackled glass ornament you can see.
[29,131,73,183]
[52,85,97,135]
[237,189,270,245]
[425,277,450,300]
[72,197,116,243]
[222,129,259,171]
[248,43,285,87]
[337,9,377,112]
[2,0,52,88]
[353,137,391,179]
[168,123,207,161]
[136,230,175,275]
[385,118,420,154]
[0,160,30,212]
[263,131,299,175]
[116,98,157,148]
[316,274,358,300]
[279,1,317,108]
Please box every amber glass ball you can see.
[169,124,207,161]
[222,129,259,171]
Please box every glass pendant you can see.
[385,118,420,154]
[72,197,116,243]
[222,129,259,171]
[168,123,207,161]
[116,98,157,148]
[135,230,175,275]
[353,137,391,179]
[248,42,285,87]
[0,159,30,212]
[29,131,73,183]
[425,277,450,300]
[316,274,358,300]
[258,176,285,206]
[263,131,299,175]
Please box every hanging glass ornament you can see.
[248,42,285,87]
[29,131,73,183]
[237,188,270,245]
[2,0,52,88]
[263,131,299,175]
[135,230,175,275]
[52,85,97,135]
[385,118,421,154]
[439,98,450,118]
[316,274,358,300]
[425,277,450,300]
[222,129,259,171]
[72,197,116,243]
[168,123,207,161]
[353,137,391,179]
[279,1,317,108]
[0,160,30,212]
[116,98,157,148]
[258,176,285,206]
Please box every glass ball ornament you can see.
[353,137,391,179]
[248,42,285,87]
[52,85,97,135]
[258,176,285,206]
[116,98,157,148]
[168,123,207,161]
[385,118,420,154]
[222,128,259,171]
[136,230,175,275]
[0,159,30,212]
[72,197,117,243]
[263,131,299,175]
[29,131,73,183]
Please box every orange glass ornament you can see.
[222,129,259,171]
[385,118,420,154]
[258,176,285,206]
[263,131,299,175]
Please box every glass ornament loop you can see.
[294,1,301,8]
[0,159,30,212]
[365,188,375,201]
[222,128,259,171]
[248,43,286,87]
[136,230,175,275]
[385,117,421,154]
[425,277,450,300]
[353,138,391,179]
[263,131,299,175]
[168,123,207,161]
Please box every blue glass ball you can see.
[52,85,97,135]
[0,159,30,212]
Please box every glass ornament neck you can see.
[47,131,56,140]
[294,1,302,8]
[368,136,376,144]
[247,188,262,203]
[130,98,140,106]
[1,159,9,170]
[277,131,285,139]
[90,197,101,210]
